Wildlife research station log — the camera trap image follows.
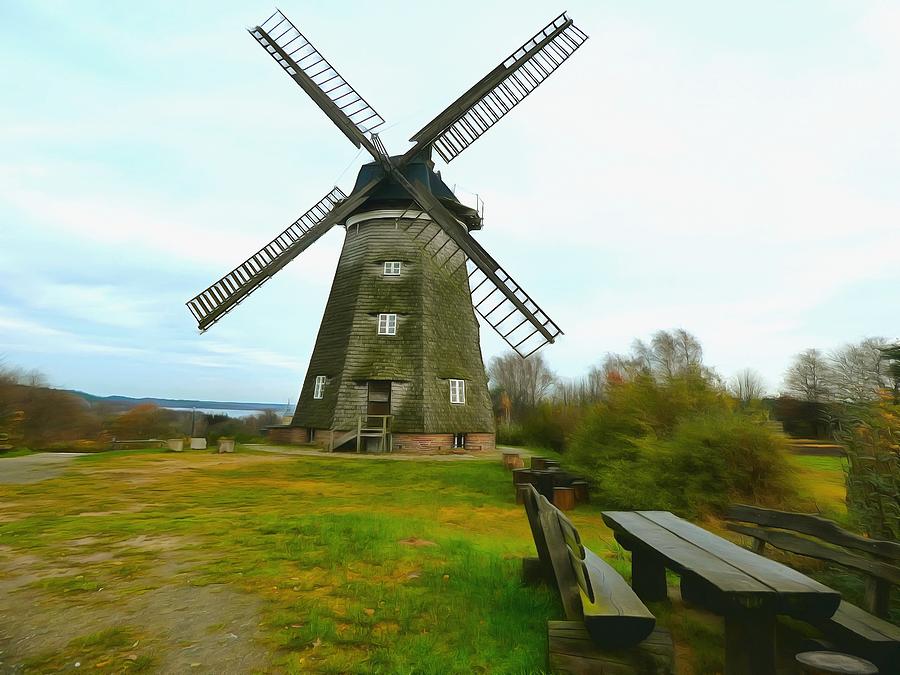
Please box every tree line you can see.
[0,362,280,451]
[488,329,898,537]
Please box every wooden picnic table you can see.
[602,510,842,675]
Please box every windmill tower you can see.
[187,10,587,452]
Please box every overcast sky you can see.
[1,0,898,403]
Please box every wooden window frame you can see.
[449,379,466,404]
[377,313,397,336]
[383,261,402,276]
[313,375,326,399]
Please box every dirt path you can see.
[0,540,269,673]
[0,453,86,485]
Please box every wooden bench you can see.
[603,510,841,675]
[522,485,674,674]
[726,504,900,673]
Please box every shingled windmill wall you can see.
[277,211,495,451]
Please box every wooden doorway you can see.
[367,381,391,416]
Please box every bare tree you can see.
[632,329,704,380]
[783,348,831,401]
[730,368,766,403]
[488,351,556,415]
[827,337,890,402]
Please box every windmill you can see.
[187,9,587,452]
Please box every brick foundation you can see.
[267,426,308,444]
[392,432,495,453]
[267,427,495,454]
[464,433,495,453]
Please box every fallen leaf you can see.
[364,608,375,616]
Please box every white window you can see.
[450,379,466,404]
[383,261,402,276]
[377,313,397,335]
[313,375,326,399]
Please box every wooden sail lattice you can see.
[410,12,588,163]
[251,10,385,143]
[395,212,562,358]
[190,10,585,358]
[187,187,347,331]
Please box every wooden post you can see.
[631,548,668,603]
[571,480,589,504]
[515,484,530,505]
[512,468,533,487]
[724,607,776,675]
[553,487,576,511]
[502,451,520,469]
[864,576,890,619]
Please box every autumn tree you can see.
[108,404,178,440]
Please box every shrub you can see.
[567,374,794,517]
[659,413,794,514]
[520,403,583,452]
[496,422,526,446]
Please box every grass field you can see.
[0,446,851,673]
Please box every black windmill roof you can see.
[348,152,482,230]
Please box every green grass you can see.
[1,449,569,672]
[16,446,853,672]
[787,452,848,522]
[0,447,33,458]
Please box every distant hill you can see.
[66,390,284,413]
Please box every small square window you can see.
[377,313,397,335]
[313,375,326,399]
[383,261,402,276]
[449,379,466,404]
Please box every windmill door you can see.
[367,381,391,416]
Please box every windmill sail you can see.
[250,9,385,150]
[187,187,347,331]
[386,175,562,358]
[409,13,588,163]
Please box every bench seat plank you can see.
[580,548,656,647]
[817,600,900,673]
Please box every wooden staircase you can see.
[356,415,392,453]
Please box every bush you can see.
[496,422,526,446]
[567,374,795,517]
[520,403,583,452]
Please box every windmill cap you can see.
[348,155,482,230]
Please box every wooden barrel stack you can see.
[504,453,590,511]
